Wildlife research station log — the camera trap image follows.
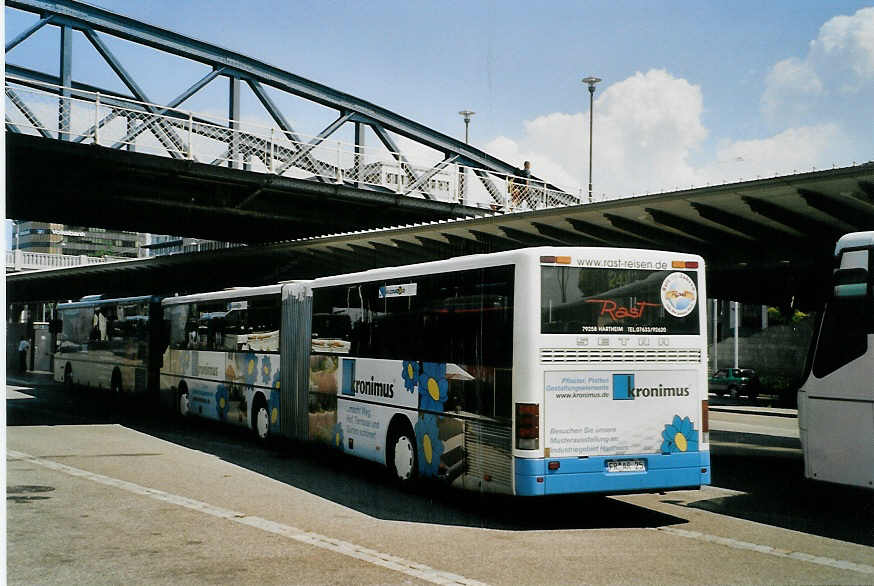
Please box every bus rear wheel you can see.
[253,395,270,443]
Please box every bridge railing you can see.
[5,78,578,213]
[5,249,131,272]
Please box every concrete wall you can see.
[711,319,815,402]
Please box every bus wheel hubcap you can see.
[257,407,269,439]
[394,435,414,480]
[179,393,189,416]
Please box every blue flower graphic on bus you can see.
[268,389,280,429]
[415,413,444,478]
[241,352,258,385]
[660,415,699,454]
[331,423,345,451]
[401,360,419,393]
[418,362,448,412]
[215,384,230,420]
[271,370,281,391]
[260,356,273,385]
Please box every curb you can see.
[708,406,797,419]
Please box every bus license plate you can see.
[606,459,646,473]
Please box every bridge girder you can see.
[5,0,542,193]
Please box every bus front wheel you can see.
[64,364,74,390]
[388,422,417,485]
[177,384,190,417]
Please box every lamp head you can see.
[582,76,602,93]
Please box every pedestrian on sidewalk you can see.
[18,336,31,374]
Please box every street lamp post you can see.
[582,76,601,203]
[458,110,475,144]
[457,110,475,205]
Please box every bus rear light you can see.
[701,400,709,433]
[516,403,540,450]
[540,256,571,264]
[672,260,699,269]
[548,461,560,471]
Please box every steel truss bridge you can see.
[5,0,575,241]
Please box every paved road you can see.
[7,377,874,585]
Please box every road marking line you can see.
[652,527,874,576]
[9,450,487,586]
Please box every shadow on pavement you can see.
[7,376,687,532]
[690,437,874,547]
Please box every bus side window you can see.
[246,296,281,352]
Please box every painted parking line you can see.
[652,526,874,576]
[9,450,487,586]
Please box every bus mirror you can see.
[833,249,869,298]
[833,282,868,298]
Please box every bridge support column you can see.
[59,23,72,141]
[229,76,241,170]
[354,121,365,188]
[126,117,137,152]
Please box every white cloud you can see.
[815,6,874,78]
[761,57,822,119]
[763,7,874,121]
[485,69,710,197]
[701,124,845,183]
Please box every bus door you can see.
[801,241,874,488]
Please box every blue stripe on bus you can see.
[514,452,711,496]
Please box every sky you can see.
[5,1,874,244]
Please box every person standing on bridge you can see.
[18,335,30,374]
[510,161,533,208]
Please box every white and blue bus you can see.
[799,232,874,490]
[160,247,710,496]
[53,295,163,396]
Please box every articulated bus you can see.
[53,295,163,395]
[799,232,874,490]
[159,248,710,495]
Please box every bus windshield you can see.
[541,266,700,335]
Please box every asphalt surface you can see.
[6,374,874,585]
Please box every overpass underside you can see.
[6,133,479,243]
[8,162,874,309]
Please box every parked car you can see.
[709,368,761,399]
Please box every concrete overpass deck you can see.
[8,162,874,306]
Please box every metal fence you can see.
[5,78,578,213]
[5,250,131,272]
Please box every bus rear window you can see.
[541,267,700,335]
